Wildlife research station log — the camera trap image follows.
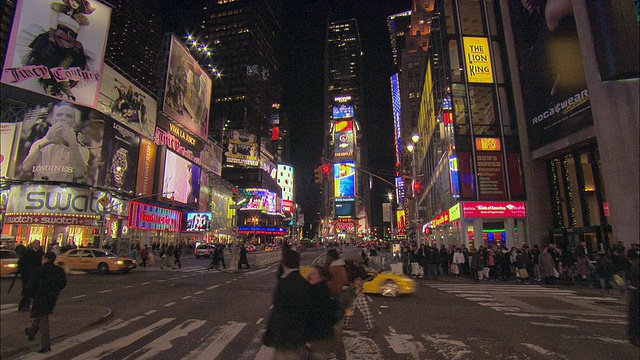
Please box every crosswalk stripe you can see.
[69,318,175,360]
[123,319,207,360]
[184,321,247,360]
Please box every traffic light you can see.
[321,164,331,175]
[412,180,422,195]
[314,166,323,184]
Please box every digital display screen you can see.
[185,212,212,231]
[334,161,355,198]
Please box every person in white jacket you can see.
[452,248,465,277]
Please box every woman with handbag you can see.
[452,248,465,278]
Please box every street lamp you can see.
[406,139,420,246]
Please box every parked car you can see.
[56,248,136,274]
[194,244,217,259]
[0,249,19,276]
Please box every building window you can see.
[457,0,485,35]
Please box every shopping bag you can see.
[411,262,422,276]
[450,264,459,275]
[553,267,560,278]
[390,263,403,274]
[518,268,529,279]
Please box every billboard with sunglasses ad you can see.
[1,0,112,108]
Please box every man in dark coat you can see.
[238,244,250,269]
[18,240,44,311]
[24,251,67,353]
[263,250,312,358]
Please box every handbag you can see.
[553,267,560,278]
[450,264,459,275]
[518,268,529,279]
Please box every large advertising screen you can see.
[98,118,140,192]
[185,212,212,231]
[240,188,278,214]
[332,104,354,119]
[161,148,201,206]
[225,130,259,167]
[1,123,21,178]
[13,100,107,186]
[333,120,354,158]
[98,65,157,138]
[1,0,112,108]
[391,73,402,165]
[335,198,356,218]
[334,161,355,198]
[162,35,211,140]
[507,2,592,150]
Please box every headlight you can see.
[6,263,18,268]
[116,260,124,265]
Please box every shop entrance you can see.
[548,226,611,254]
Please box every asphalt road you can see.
[1,248,638,359]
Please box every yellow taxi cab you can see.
[56,248,136,274]
[300,263,416,297]
[264,245,276,252]
[0,249,19,276]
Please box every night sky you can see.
[162,0,413,229]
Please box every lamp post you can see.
[407,132,421,246]
[387,192,395,242]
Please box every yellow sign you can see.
[475,137,502,151]
[449,203,461,222]
[463,37,493,83]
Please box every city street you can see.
[1,249,638,359]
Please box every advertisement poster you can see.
[1,122,20,178]
[1,0,112,107]
[334,161,355,198]
[240,188,278,214]
[13,100,107,185]
[462,37,494,83]
[476,151,506,200]
[98,65,157,138]
[161,149,201,206]
[185,212,212,231]
[508,2,592,150]
[333,120,354,158]
[335,198,355,218]
[98,118,140,192]
[332,104,354,119]
[200,142,222,176]
[128,201,181,232]
[162,35,211,140]
[224,130,259,167]
[463,201,527,218]
[136,137,157,196]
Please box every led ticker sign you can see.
[128,201,181,232]
[334,161,355,198]
[463,201,526,218]
[238,226,287,235]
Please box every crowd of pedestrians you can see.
[264,247,374,359]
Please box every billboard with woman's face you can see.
[160,148,201,206]
[1,0,112,108]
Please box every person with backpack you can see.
[342,258,375,331]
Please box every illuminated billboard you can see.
[333,120,354,158]
[1,0,112,108]
[98,118,140,192]
[98,65,157,138]
[277,164,294,202]
[390,73,402,165]
[161,148,201,206]
[332,104,354,119]
[1,123,20,178]
[240,188,278,214]
[462,37,494,83]
[334,161,355,198]
[335,198,356,218]
[162,35,211,140]
[185,212,212,231]
[225,130,259,167]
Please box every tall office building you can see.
[194,0,283,140]
[321,18,369,241]
[104,0,163,95]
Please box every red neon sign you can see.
[463,201,526,218]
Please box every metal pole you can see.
[412,151,420,247]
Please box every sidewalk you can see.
[0,304,112,358]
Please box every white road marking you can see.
[206,284,220,290]
[140,282,152,285]
[123,319,206,360]
[491,306,522,312]
[256,317,264,324]
[144,310,156,316]
[123,285,133,289]
[69,318,174,360]
[522,343,564,357]
[194,291,204,295]
[254,346,276,360]
[182,295,192,300]
[385,332,425,356]
[184,321,247,360]
[71,294,87,299]
[164,302,176,307]
[98,290,113,294]
[561,334,629,344]
[530,322,578,328]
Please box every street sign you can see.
[410,218,425,223]
[230,227,239,236]
[98,196,110,208]
[96,220,106,225]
